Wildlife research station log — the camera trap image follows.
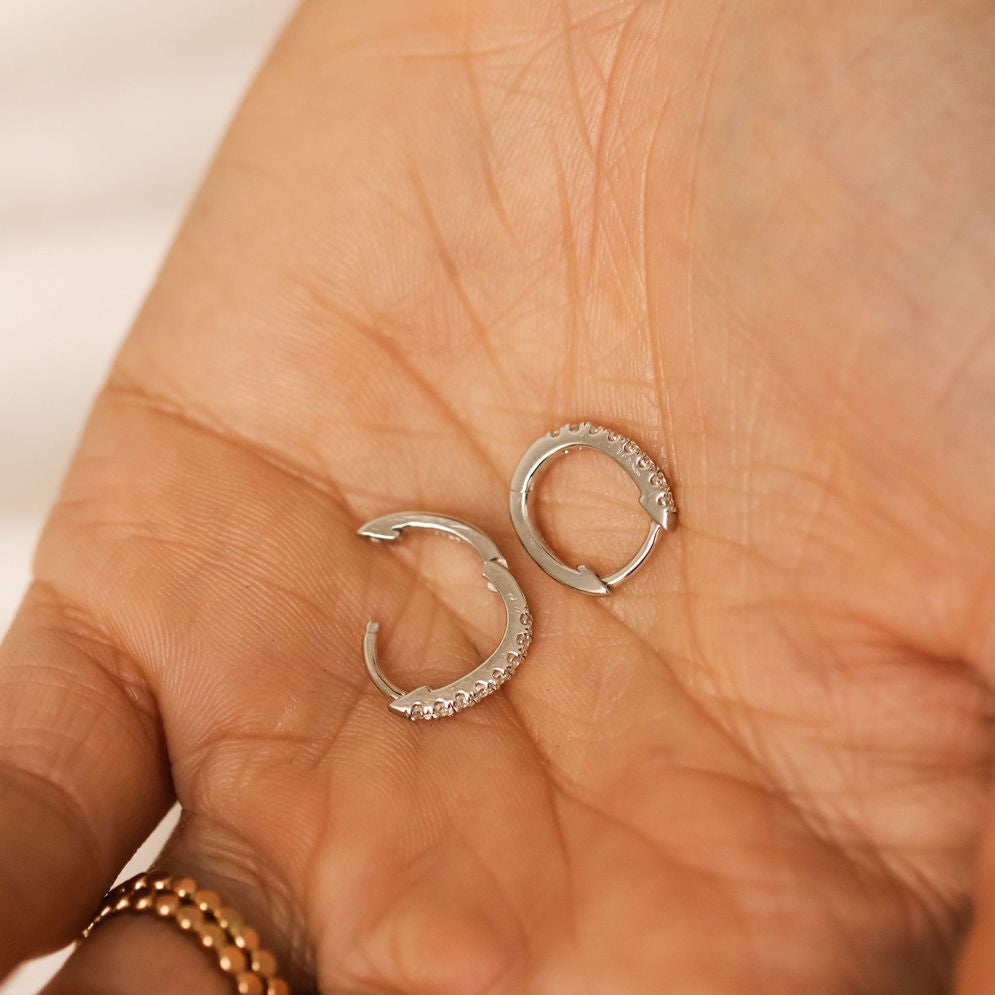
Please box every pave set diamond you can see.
[404,610,533,721]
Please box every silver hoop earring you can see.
[509,422,677,595]
[358,512,532,721]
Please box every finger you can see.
[40,916,233,995]
[41,818,375,995]
[0,584,172,977]
[45,920,377,995]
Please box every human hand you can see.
[3,2,995,992]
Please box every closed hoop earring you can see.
[509,422,677,595]
[357,512,532,721]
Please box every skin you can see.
[1,0,995,991]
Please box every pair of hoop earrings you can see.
[358,422,678,722]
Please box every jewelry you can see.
[80,872,290,995]
[509,422,677,594]
[358,512,532,720]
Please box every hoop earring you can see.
[509,422,677,595]
[358,512,532,721]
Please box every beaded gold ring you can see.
[80,872,290,995]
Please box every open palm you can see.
[3,2,995,993]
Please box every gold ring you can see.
[80,871,291,995]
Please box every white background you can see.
[0,1,296,989]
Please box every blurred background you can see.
[0,1,296,989]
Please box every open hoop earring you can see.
[357,512,532,721]
[509,422,677,595]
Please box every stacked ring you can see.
[80,872,290,995]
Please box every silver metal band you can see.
[509,422,677,595]
[358,512,532,720]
